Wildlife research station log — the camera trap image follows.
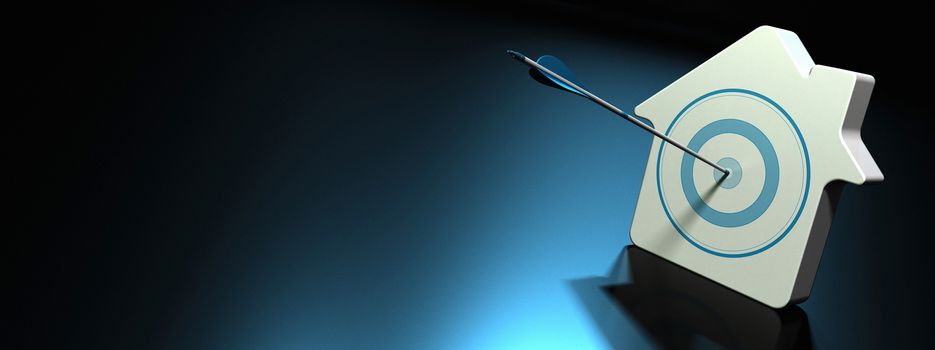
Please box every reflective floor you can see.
[16,2,931,349]
[571,246,813,349]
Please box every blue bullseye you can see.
[714,157,742,189]
[680,118,780,228]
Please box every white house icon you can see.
[629,25,883,308]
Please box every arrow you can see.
[507,50,730,176]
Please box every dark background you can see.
[12,1,932,348]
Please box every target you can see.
[656,89,810,257]
[625,25,883,308]
[509,25,883,308]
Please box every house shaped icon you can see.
[629,25,883,308]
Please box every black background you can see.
[12,1,933,348]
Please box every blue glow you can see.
[162,33,704,350]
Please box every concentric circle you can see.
[656,89,810,258]
[681,118,779,227]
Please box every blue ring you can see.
[680,119,779,227]
[655,89,811,258]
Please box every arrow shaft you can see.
[514,53,729,176]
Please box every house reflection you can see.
[570,245,813,349]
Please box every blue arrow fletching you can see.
[534,55,586,97]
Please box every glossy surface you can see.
[571,245,813,349]
[15,2,928,349]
